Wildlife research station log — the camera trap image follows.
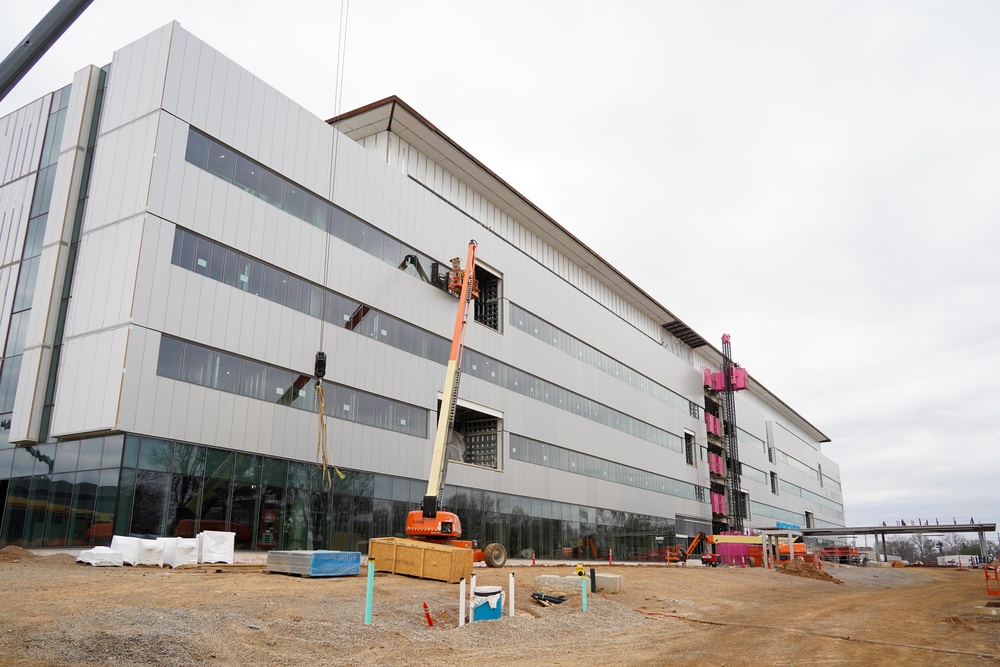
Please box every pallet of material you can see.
[265,550,361,577]
[369,537,473,583]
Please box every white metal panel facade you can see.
[0,23,846,553]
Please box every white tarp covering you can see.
[76,546,124,567]
[157,537,198,568]
[198,531,235,564]
[135,538,165,567]
[110,536,140,565]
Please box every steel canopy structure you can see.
[771,523,997,564]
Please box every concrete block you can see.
[595,573,622,594]
[973,606,1000,616]
[534,574,587,595]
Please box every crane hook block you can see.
[314,351,327,379]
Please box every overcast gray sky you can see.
[2,1,997,545]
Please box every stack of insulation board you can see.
[265,550,361,577]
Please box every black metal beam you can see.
[721,335,743,533]
[0,0,94,104]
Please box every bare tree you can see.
[910,534,936,562]
[884,536,916,562]
[942,533,966,555]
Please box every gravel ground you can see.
[0,548,996,666]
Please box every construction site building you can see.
[0,24,845,558]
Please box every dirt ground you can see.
[0,547,997,666]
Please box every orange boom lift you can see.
[403,240,507,567]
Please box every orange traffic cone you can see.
[742,557,746,569]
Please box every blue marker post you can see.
[581,575,588,612]
[365,557,375,625]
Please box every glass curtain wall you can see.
[0,433,684,559]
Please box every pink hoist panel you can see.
[731,367,748,390]
[705,414,721,436]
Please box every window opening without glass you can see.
[443,405,500,470]
[474,265,501,332]
[684,432,695,466]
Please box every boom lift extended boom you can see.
[403,240,507,567]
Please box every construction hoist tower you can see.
[720,334,743,533]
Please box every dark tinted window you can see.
[259,168,283,206]
[234,155,261,195]
[206,140,236,181]
[283,184,305,219]
[185,129,210,168]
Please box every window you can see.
[214,352,242,394]
[346,215,366,249]
[184,128,210,168]
[181,345,215,386]
[446,405,501,470]
[206,140,236,181]
[474,265,502,332]
[684,432,695,466]
[233,155,261,195]
[304,193,330,231]
[259,168,284,206]
[770,471,779,495]
[282,183,305,218]
[239,360,268,401]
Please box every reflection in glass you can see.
[206,140,236,181]
[283,184,305,219]
[138,438,174,472]
[185,128,210,168]
[234,155,261,195]
[259,168,284,206]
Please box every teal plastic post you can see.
[581,575,588,611]
[365,557,375,625]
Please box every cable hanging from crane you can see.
[315,0,351,488]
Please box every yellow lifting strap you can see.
[315,383,344,488]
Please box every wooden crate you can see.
[369,537,473,584]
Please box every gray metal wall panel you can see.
[0,96,48,183]
[148,113,184,226]
[99,23,173,136]
[85,114,158,232]
[0,266,17,350]
[189,40,214,133]
[0,176,32,265]
[26,24,843,531]
[64,215,143,339]
[233,68,254,156]
[59,66,103,156]
[50,326,129,436]
[204,50,229,142]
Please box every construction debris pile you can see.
[778,559,844,584]
[0,545,35,563]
